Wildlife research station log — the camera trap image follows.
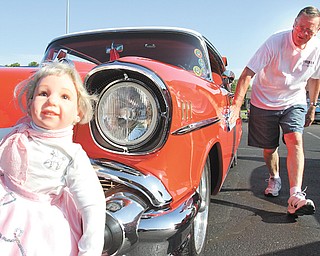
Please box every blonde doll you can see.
[0,62,105,255]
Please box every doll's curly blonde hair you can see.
[15,62,97,124]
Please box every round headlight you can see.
[97,81,159,147]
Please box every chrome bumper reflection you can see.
[92,160,200,256]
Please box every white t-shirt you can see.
[247,30,320,110]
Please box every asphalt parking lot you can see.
[204,122,320,256]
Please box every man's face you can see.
[292,13,320,48]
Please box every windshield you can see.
[43,30,210,79]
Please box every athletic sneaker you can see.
[264,177,281,197]
[287,191,315,216]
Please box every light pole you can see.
[66,0,70,34]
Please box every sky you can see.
[1,0,319,78]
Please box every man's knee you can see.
[263,148,278,156]
[283,132,303,146]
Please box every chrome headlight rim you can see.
[86,62,172,154]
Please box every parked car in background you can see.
[315,104,320,123]
[0,27,242,255]
[314,99,320,123]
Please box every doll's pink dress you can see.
[0,122,105,256]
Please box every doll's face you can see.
[30,74,80,130]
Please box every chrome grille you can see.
[98,175,119,194]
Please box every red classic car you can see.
[0,27,242,255]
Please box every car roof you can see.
[48,26,206,45]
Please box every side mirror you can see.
[222,70,235,91]
[222,56,228,66]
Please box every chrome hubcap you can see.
[193,161,210,254]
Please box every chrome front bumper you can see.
[92,160,200,256]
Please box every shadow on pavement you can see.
[211,154,319,225]
[247,155,320,224]
[260,241,320,256]
[210,197,297,224]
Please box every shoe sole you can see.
[264,192,279,197]
[287,204,316,217]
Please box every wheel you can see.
[182,158,211,255]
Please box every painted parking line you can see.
[307,131,320,140]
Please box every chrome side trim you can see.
[171,116,220,135]
[181,100,193,121]
[92,159,172,207]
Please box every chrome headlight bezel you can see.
[86,62,171,154]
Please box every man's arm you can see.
[305,78,320,127]
[230,67,255,124]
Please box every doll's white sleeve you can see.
[66,147,105,255]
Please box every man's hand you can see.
[305,106,316,127]
[230,67,255,125]
[305,78,320,127]
[229,104,241,126]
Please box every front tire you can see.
[182,157,211,255]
